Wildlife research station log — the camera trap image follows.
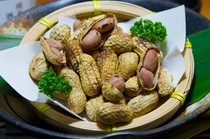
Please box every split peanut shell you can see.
[72,13,117,51]
[133,37,161,91]
[40,37,66,65]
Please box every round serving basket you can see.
[20,1,194,134]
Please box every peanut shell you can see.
[157,67,174,97]
[125,76,142,97]
[133,37,161,91]
[127,90,159,117]
[102,82,125,102]
[117,52,139,80]
[61,68,87,114]
[103,32,133,55]
[49,23,71,46]
[95,50,118,82]
[96,102,133,124]
[29,52,49,81]
[79,53,102,97]
[86,95,104,121]
[40,37,66,65]
[72,13,117,51]
[65,39,83,74]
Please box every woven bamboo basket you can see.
[20,1,194,134]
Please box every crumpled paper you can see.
[0,5,186,121]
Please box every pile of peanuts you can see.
[29,13,175,125]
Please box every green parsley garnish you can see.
[130,18,167,44]
[38,68,72,98]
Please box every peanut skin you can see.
[73,19,82,31]
[143,49,158,73]
[109,74,125,93]
[92,17,115,33]
[139,68,154,88]
[45,38,64,51]
[82,29,101,50]
[49,47,63,62]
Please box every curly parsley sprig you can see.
[38,68,72,98]
[130,18,167,44]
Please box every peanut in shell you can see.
[61,68,87,114]
[127,90,159,117]
[125,76,142,97]
[157,67,174,97]
[40,37,66,65]
[102,82,125,102]
[72,13,117,51]
[79,53,102,97]
[117,52,139,80]
[86,95,104,121]
[65,39,83,74]
[29,52,49,81]
[96,102,133,124]
[103,32,133,55]
[49,23,71,46]
[133,37,161,91]
[95,50,118,82]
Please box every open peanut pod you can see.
[20,1,194,134]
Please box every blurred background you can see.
[0,0,209,26]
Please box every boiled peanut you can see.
[61,68,87,114]
[96,102,133,124]
[92,17,115,33]
[117,52,139,80]
[103,33,133,55]
[143,49,158,73]
[125,76,142,97]
[109,74,125,93]
[49,47,63,62]
[29,52,48,81]
[49,24,70,46]
[40,37,66,65]
[157,67,174,97]
[86,95,104,121]
[82,29,101,50]
[127,90,159,117]
[95,50,118,82]
[45,38,64,50]
[139,68,154,88]
[102,81,124,102]
[79,54,102,97]
[73,19,82,31]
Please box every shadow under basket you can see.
[20,1,194,135]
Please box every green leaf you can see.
[0,34,23,50]
[184,28,210,106]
